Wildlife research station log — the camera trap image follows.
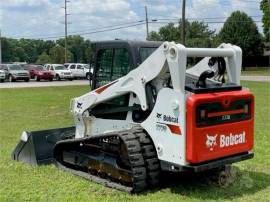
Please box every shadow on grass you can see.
[143,168,270,200]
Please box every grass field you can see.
[0,82,269,202]
[241,67,270,76]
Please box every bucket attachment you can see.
[12,127,75,165]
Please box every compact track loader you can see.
[12,41,254,193]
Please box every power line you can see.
[31,22,145,40]
[67,14,261,29]
[72,23,145,36]
[11,17,262,40]
[25,21,145,39]
[17,14,261,39]
[33,18,263,40]
[11,20,144,39]
[68,20,145,35]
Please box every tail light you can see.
[196,99,251,127]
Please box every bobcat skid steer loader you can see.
[12,41,254,193]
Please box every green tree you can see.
[18,39,38,63]
[49,45,73,63]
[148,23,180,42]
[1,37,15,62]
[158,23,180,41]
[57,35,91,63]
[36,52,51,64]
[1,36,91,63]
[218,11,263,57]
[35,40,56,56]
[13,47,27,62]
[147,31,162,41]
[148,21,216,47]
[260,0,270,41]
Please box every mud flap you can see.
[11,127,75,165]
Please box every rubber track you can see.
[54,126,158,193]
[133,126,160,187]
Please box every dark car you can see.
[26,64,54,81]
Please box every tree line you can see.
[1,35,91,64]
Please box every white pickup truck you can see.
[44,64,73,81]
[65,63,93,80]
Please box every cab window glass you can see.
[139,47,157,63]
[111,48,131,80]
[96,49,113,86]
[95,48,131,113]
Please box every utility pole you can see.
[0,29,2,64]
[181,0,186,45]
[64,0,69,63]
[145,6,149,40]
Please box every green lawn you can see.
[0,83,269,202]
[241,67,270,76]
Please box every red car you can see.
[26,65,54,81]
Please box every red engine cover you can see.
[186,89,254,164]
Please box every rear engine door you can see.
[186,90,254,164]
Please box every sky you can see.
[0,0,263,41]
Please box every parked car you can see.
[0,69,5,82]
[44,64,73,81]
[0,64,30,82]
[66,63,93,80]
[25,64,54,81]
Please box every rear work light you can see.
[196,99,251,127]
